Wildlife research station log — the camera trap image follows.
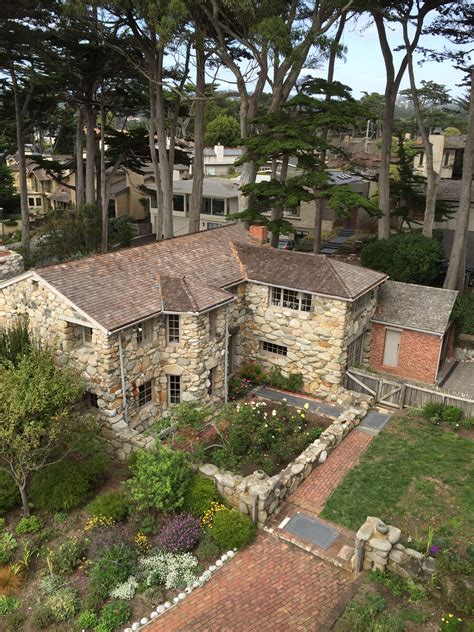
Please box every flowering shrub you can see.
[210,508,256,550]
[134,532,151,554]
[45,587,78,622]
[201,502,227,529]
[439,614,463,630]
[88,543,137,602]
[229,363,304,399]
[157,513,201,553]
[84,515,115,532]
[110,576,139,600]
[183,474,224,517]
[86,491,130,522]
[239,363,267,384]
[46,537,88,575]
[139,551,198,589]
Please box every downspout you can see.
[118,331,129,423]
[434,332,444,384]
[224,303,229,404]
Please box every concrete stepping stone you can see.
[283,513,339,549]
[358,411,391,434]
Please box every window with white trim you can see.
[168,375,181,404]
[346,334,364,368]
[351,290,374,314]
[136,320,153,345]
[270,286,312,312]
[262,340,288,356]
[82,326,93,344]
[138,380,153,407]
[166,314,180,343]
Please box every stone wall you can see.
[198,394,370,528]
[353,516,436,581]
[0,248,23,281]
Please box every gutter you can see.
[117,332,129,424]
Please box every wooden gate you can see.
[378,379,404,408]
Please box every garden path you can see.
[143,407,383,632]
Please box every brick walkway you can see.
[290,429,374,515]
[146,533,353,632]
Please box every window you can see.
[351,291,374,314]
[168,375,181,404]
[346,334,364,368]
[262,340,288,356]
[285,206,300,217]
[150,193,157,209]
[444,151,450,167]
[212,199,225,216]
[166,314,180,343]
[82,326,93,344]
[87,392,99,408]
[136,320,153,345]
[201,197,226,216]
[108,199,116,218]
[209,311,217,339]
[138,381,153,407]
[418,152,424,166]
[173,194,185,212]
[28,197,35,207]
[270,286,312,312]
[208,367,216,395]
[207,222,221,229]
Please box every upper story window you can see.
[136,320,153,345]
[201,197,226,216]
[173,194,185,212]
[270,286,312,312]
[351,290,374,315]
[285,206,300,217]
[166,314,180,343]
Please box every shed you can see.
[369,281,458,384]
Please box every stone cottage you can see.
[0,224,386,456]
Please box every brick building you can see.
[369,281,457,384]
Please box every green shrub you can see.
[125,446,191,512]
[169,402,212,430]
[239,363,267,384]
[47,537,88,575]
[361,231,443,285]
[87,491,130,522]
[195,531,222,562]
[422,403,464,428]
[0,532,17,565]
[39,573,65,596]
[88,543,137,602]
[183,475,223,518]
[95,600,132,632]
[75,609,98,630]
[210,508,256,550]
[0,595,20,615]
[0,470,20,514]
[30,605,55,629]
[30,449,107,512]
[15,515,43,534]
[453,292,474,336]
[267,367,304,392]
[2,609,25,631]
[442,406,464,426]
[46,587,78,622]
[422,402,445,421]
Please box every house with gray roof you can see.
[369,281,458,384]
[0,223,386,457]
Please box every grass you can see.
[320,415,474,545]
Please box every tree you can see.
[204,114,241,146]
[0,342,89,516]
[0,163,20,216]
[359,92,385,138]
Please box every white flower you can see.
[250,401,255,405]
[304,403,309,410]
[264,423,268,428]
[282,398,287,403]
[110,576,139,600]
[297,409,301,414]
[272,410,277,417]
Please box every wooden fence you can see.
[344,367,474,417]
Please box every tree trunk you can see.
[84,103,96,205]
[270,156,289,247]
[75,107,85,209]
[189,33,205,234]
[19,485,30,518]
[444,68,474,290]
[12,84,30,258]
[148,73,163,241]
[313,195,323,254]
[100,100,108,253]
[378,94,396,239]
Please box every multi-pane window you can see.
[262,341,288,356]
[351,291,374,314]
[208,367,216,395]
[270,286,312,312]
[168,375,181,404]
[87,392,99,408]
[82,326,93,344]
[166,314,180,343]
[138,381,153,407]
[201,197,226,216]
[136,320,153,345]
[346,334,364,368]
[209,311,217,339]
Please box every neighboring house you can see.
[368,281,457,384]
[148,178,240,236]
[413,133,465,180]
[202,145,243,176]
[0,223,386,456]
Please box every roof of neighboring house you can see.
[2,224,387,332]
[372,280,458,335]
[223,148,242,156]
[109,179,129,197]
[203,148,216,156]
[235,243,386,300]
[413,134,466,150]
[437,179,474,203]
[49,186,72,203]
[163,178,239,199]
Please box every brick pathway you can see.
[146,533,353,632]
[289,429,374,515]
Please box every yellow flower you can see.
[303,403,309,410]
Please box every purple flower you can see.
[429,545,441,555]
[157,513,201,553]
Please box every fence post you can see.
[399,383,406,409]
[375,378,381,404]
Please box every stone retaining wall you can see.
[353,516,436,581]
[198,393,371,528]
[0,248,23,281]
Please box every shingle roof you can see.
[437,179,474,203]
[234,243,386,299]
[372,281,458,335]
[25,224,386,332]
[169,178,239,199]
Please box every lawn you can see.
[321,414,474,547]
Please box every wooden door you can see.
[383,329,401,367]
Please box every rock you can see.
[422,556,436,574]
[368,537,392,553]
[290,463,305,475]
[319,450,328,463]
[199,463,219,477]
[388,548,408,565]
[215,473,235,488]
[405,548,424,561]
[356,522,373,542]
[387,526,401,544]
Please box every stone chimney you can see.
[248,224,269,244]
[0,248,24,281]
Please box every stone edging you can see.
[122,550,237,632]
[198,394,371,528]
